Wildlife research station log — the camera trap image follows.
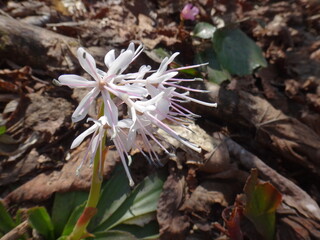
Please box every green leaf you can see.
[121,212,156,227]
[61,201,86,236]
[213,27,267,76]
[146,48,202,78]
[57,236,68,240]
[193,22,216,39]
[0,200,16,234]
[113,220,159,240]
[91,168,166,234]
[94,230,138,240]
[15,209,24,225]
[169,62,202,78]
[0,126,6,135]
[243,169,282,240]
[52,191,88,236]
[195,47,231,84]
[27,207,55,240]
[145,48,171,63]
[89,166,132,230]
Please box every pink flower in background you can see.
[181,3,199,21]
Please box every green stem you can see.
[68,103,106,240]
[67,148,103,240]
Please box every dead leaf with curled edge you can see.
[218,90,320,175]
[157,167,189,240]
[180,181,230,213]
[0,148,41,187]
[277,214,320,240]
[24,93,73,135]
[4,141,118,205]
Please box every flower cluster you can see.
[56,43,216,186]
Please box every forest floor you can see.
[0,0,320,239]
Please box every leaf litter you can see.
[0,0,320,239]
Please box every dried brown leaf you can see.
[277,214,320,240]
[24,93,73,135]
[0,148,40,187]
[4,142,118,205]
[180,181,230,214]
[157,168,189,240]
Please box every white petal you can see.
[72,88,100,122]
[71,124,98,149]
[155,98,170,120]
[147,71,178,84]
[101,90,118,127]
[118,119,133,128]
[136,91,164,110]
[113,84,148,98]
[146,112,201,153]
[127,42,135,52]
[104,49,115,69]
[96,68,107,78]
[158,52,179,74]
[58,75,96,88]
[91,134,100,154]
[107,50,134,75]
[119,130,133,152]
[98,115,109,126]
[146,84,160,97]
[77,47,100,81]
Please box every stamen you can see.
[165,82,210,93]
[146,112,201,153]
[113,137,135,187]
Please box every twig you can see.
[0,220,29,240]
[0,9,14,19]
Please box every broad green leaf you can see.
[89,166,132,230]
[145,48,171,63]
[57,236,68,240]
[169,62,201,77]
[0,125,6,135]
[121,212,156,227]
[61,201,86,236]
[244,169,282,240]
[147,48,202,77]
[94,230,138,240]
[0,200,16,234]
[92,169,166,233]
[193,22,216,39]
[195,47,230,84]
[27,207,55,240]
[213,27,267,76]
[52,191,88,236]
[113,221,159,240]
[15,209,24,225]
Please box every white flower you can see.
[57,43,219,186]
[56,44,145,122]
[71,115,135,186]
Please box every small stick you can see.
[0,220,29,240]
